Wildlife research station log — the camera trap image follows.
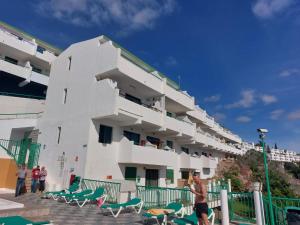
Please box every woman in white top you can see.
[39,166,47,193]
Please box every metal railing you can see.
[228,192,256,223]
[263,197,287,225]
[80,178,121,203]
[0,138,41,169]
[136,185,194,210]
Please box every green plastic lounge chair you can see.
[44,182,79,199]
[143,202,184,225]
[0,216,50,225]
[101,198,143,218]
[173,208,215,225]
[72,187,107,207]
[61,189,93,203]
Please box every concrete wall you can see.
[0,158,17,189]
[0,96,45,114]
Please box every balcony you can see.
[118,94,163,127]
[36,50,57,63]
[164,115,195,137]
[179,152,217,170]
[0,27,36,55]
[0,59,49,85]
[117,138,177,166]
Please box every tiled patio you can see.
[0,193,150,225]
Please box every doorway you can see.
[145,169,159,187]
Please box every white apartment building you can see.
[269,149,300,162]
[0,21,60,159]
[38,35,245,191]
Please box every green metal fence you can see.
[0,139,41,169]
[27,143,41,169]
[136,185,194,210]
[228,192,256,223]
[263,197,287,225]
[81,178,121,203]
[210,179,229,192]
[272,197,300,209]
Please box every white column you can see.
[228,179,232,192]
[253,182,264,225]
[220,189,230,225]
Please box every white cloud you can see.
[226,90,256,109]
[35,0,177,35]
[288,109,300,120]
[165,56,178,67]
[236,116,252,123]
[204,94,221,103]
[270,109,284,120]
[260,94,277,105]
[279,68,300,77]
[252,0,294,19]
[212,113,226,122]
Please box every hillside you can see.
[215,150,300,197]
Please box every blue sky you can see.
[2,0,300,151]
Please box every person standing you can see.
[188,172,209,225]
[15,164,27,197]
[39,166,47,193]
[31,165,40,193]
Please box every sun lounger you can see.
[0,216,50,225]
[44,182,79,199]
[71,187,107,207]
[143,202,184,225]
[173,208,215,225]
[101,198,143,218]
[61,189,93,203]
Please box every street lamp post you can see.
[257,128,275,225]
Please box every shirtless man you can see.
[188,172,209,225]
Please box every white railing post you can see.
[228,179,232,192]
[253,182,264,225]
[220,189,230,225]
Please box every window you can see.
[125,167,137,181]
[166,112,173,117]
[124,130,140,145]
[32,65,42,74]
[166,140,173,149]
[68,57,72,70]
[63,88,68,104]
[202,152,208,157]
[146,136,160,148]
[4,56,18,65]
[181,171,189,179]
[181,147,189,154]
[166,169,174,184]
[203,168,210,175]
[57,126,61,144]
[125,93,141,105]
[37,46,46,53]
[99,125,112,144]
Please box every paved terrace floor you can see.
[0,193,148,225]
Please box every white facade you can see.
[0,21,59,144]
[38,36,246,190]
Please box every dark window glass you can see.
[37,46,46,53]
[125,167,137,181]
[166,169,174,184]
[125,93,141,105]
[99,125,112,144]
[124,130,140,145]
[4,56,18,65]
[32,66,42,74]
[181,147,189,154]
[202,152,208,157]
[146,136,160,147]
[203,168,210,175]
[145,169,159,187]
[166,140,173,149]
[181,171,189,179]
[166,112,173,117]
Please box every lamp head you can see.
[257,128,268,134]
